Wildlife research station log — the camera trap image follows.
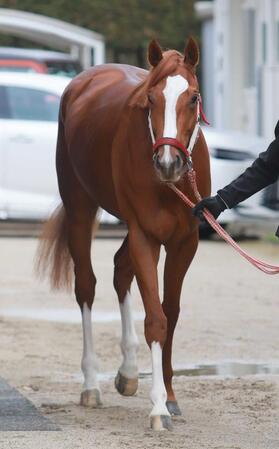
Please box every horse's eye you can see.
[191,95,199,104]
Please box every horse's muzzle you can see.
[153,151,185,182]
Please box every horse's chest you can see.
[135,205,196,243]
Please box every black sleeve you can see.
[217,136,279,209]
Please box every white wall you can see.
[213,0,230,129]
[260,0,279,139]
[197,0,279,139]
[214,0,252,132]
[200,18,215,124]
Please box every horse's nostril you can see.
[175,155,182,169]
[154,154,161,170]
[153,152,184,181]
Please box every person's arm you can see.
[218,136,279,207]
[193,131,279,221]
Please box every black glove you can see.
[192,195,227,222]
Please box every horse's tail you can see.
[35,205,73,291]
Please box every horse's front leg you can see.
[162,232,199,416]
[128,224,172,431]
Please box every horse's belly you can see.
[68,135,121,218]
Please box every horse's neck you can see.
[127,107,151,151]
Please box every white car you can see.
[0,72,278,233]
[0,72,116,223]
[0,72,67,220]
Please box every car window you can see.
[0,85,10,118]
[6,86,60,121]
[46,61,82,78]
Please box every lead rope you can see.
[168,179,279,275]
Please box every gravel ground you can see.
[0,237,279,448]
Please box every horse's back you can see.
[62,64,147,131]
[57,64,147,217]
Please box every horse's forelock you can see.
[147,50,183,87]
[129,50,184,108]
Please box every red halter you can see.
[153,137,191,158]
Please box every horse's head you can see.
[138,37,202,183]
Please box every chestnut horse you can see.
[37,37,211,431]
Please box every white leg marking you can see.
[161,75,189,166]
[150,342,170,417]
[81,303,100,391]
[119,291,139,378]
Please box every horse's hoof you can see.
[166,400,182,416]
[80,388,102,407]
[114,371,138,396]
[150,415,173,431]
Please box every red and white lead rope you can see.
[169,173,279,275]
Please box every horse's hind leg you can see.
[113,234,139,396]
[56,120,101,406]
[66,204,102,407]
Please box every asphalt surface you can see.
[0,378,59,431]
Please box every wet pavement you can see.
[140,361,279,378]
[67,361,279,385]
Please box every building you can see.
[195,0,279,140]
[0,8,105,69]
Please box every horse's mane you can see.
[129,50,187,108]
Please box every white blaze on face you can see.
[161,75,189,165]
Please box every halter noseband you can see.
[153,137,191,159]
[149,94,209,165]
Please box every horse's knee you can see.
[75,269,96,307]
[144,313,168,347]
[113,260,133,302]
[113,264,124,298]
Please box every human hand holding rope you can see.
[192,195,227,221]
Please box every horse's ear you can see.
[184,36,199,69]
[148,39,163,67]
